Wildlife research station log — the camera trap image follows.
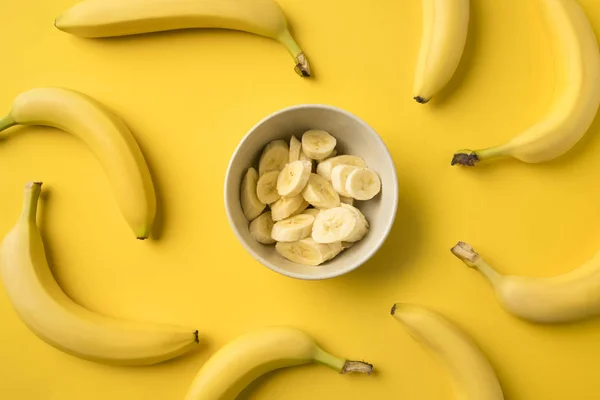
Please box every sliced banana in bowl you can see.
[225,104,398,280]
[301,173,340,209]
[271,214,315,242]
[277,160,312,197]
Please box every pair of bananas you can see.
[416,0,600,166]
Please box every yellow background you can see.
[1,0,600,398]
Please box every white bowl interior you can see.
[225,104,398,280]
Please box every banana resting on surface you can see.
[0,87,156,239]
[54,0,311,77]
[184,326,373,399]
[0,182,198,365]
[392,303,504,400]
[452,0,600,166]
[452,241,600,324]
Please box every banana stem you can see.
[278,29,311,77]
[21,182,42,222]
[450,145,511,166]
[313,347,373,375]
[0,114,16,133]
[451,241,503,286]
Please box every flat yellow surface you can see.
[1,0,600,398]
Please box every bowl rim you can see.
[224,103,399,280]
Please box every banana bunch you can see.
[54,0,311,77]
[241,130,381,265]
[413,0,470,103]
[0,87,156,239]
[184,326,373,399]
[0,182,198,365]
[452,0,600,166]
[452,241,600,324]
[391,304,504,399]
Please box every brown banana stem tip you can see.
[414,96,430,104]
[450,241,479,263]
[451,152,479,166]
[294,53,311,77]
[342,360,374,375]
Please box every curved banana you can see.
[0,87,156,239]
[413,0,470,103]
[54,0,311,77]
[452,0,600,166]
[0,182,198,365]
[184,326,373,399]
[391,303,504,400]
[452,241,600,323]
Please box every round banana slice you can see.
[256,170,281,204]
[301,130,337,160]
[277,160,312,197]
[271,214,315,242]
[302,208,321,218]
[345,168,381,200]
[258,139,289,175]
[240,167,265,221]
[340,196,354,206]
[301,173,340,209]
[331,165,359,197]
[275,238,336,266]
[289,135,302,162]
[316,155,367,181]
[249,211,276,244]
[340,203,369,242]
[270,195,309,221]
[312,207,359,243]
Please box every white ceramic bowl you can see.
[225,104,398,280]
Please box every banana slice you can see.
[316,155,367,181]
[331,165,359,197]
[340,203,369,242]
[312,206,360,243]
[302,173,340,209]
[340,196,354,206]
[258,139,289,175]
[275,238,336,266]
[249,211,276,244]
[277,160,312,197]
[270,195,309,221]
[301,130,337,160]
[345,168,381,200]
[289,135,302,162]
[302,208,321,218]
[256,170,281,204]
[271,214,315,242]
[241,167,266,220]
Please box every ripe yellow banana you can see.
[0,182,198,365]
[55,0,311,77]
[452,241,600,324]
[413,0,470,103]
[184,326,373,399]
[452,0,600,166]
[0,87,156,239]
[391,303,504,400]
